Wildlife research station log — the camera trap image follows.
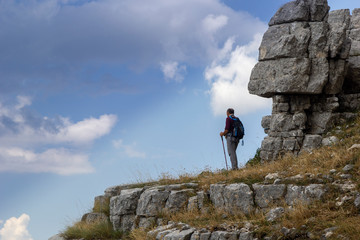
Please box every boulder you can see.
[247,0,360,161]
[310,96,339,112]
[324,59,347,94]
[109,215,121,231]
[164,228,196,240]
[261,137,282,152]
[308,112,339,134]
[344,56,360,93]
[157,229,179,240]
[309,22,329,58]
[273,102,290,113]
[308,58,329,93]
[136,188,170,217]
[342,164,355,172]
[266,207,285,222]
[259,22,310,61]
[190,231,200,240]
[308,0,330,22]
[210,231,238,240]
[104,183,145,197]
[269,0,310,26]
[260,150,275,161]
[327,9,351,58]
[147,223,177,239]
[285,184,325,205]
[283,137,301,151]
[223,183,254,214]
[249,58,311,97]
[190,232,212,240]
[350,39,360,57]
[322,136,339,146]
[165,189,194,213]
[253,184,286,208]
[302,135,323,151]
[350,29,360,41]
[261,116,271,130]
[270,112,306,132]
[239,232,254,240]
[110,188,143,216]
[209,184,226,208]
[351,8,360,29]
[120,215,136,232]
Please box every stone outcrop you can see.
[72,162,360,240]
[82,180,326,234]
[248,0,360,161]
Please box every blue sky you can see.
[0,0,358,239]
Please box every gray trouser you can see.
[226,134,239,170]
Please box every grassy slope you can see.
[62,116,360,240]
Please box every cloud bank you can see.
[205,34,271,116]
[0,96,116,175]
[0,0,266,92]
[0,214,33,240]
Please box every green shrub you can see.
[246,148,262,166]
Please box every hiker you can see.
[220,108,242,170]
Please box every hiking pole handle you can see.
[221,136,229,171]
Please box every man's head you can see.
[226,108,234,116]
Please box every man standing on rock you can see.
[220,108,239,170]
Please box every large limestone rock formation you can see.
[248,0,360,161]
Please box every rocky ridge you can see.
[71,161,359,240]
[248,0,360,161]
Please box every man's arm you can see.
[220,129,228,137]
[220,117,231,136]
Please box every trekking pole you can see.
[221,136,229,170]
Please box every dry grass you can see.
[127,228,148,240]
[62,220,123,240]
[280,199,360,239]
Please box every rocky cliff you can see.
[248,0,360,161]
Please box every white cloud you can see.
[0,147,94,175]
[0,214,33,240]
[0,97,117,146]
[205,34,271,116]
[15,96,32,110]
[160,61,187,83]
[54,114,117,144]
[202,14,228,34]
[113,139,146,159]
[0,96,116,175]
